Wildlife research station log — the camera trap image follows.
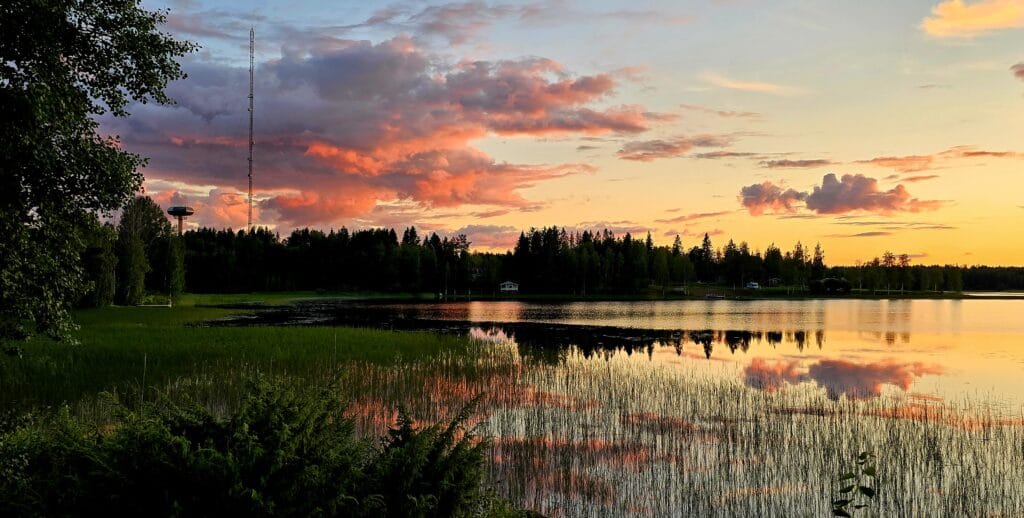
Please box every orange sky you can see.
[127,0,1024,265]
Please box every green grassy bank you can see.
[1,294,476,419]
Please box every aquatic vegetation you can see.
[342,341,1024,516]
[4,300,1023,516]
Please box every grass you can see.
[0,295,477,420]
[4,293,1023,515]
[176,290,437,307]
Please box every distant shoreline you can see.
[186,290,1024,308]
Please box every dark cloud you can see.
[1013,63,1024,81]
[759,159,834,169]
[341,2,691,46]
[738,182,807,215]
[164,10,264,41]
[617,134,734,161]
[107,37,664,228]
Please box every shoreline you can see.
[185,290,1024,307]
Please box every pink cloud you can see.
[451,224,521,250]
[901,174,940,183]
[617,134,734,161]
[759,159,834,169]
[942,145,1024,159]
[807,359,943,400]
[744,358,943,400]
[149,187,257,229]
[106,37,665,228]
[740,174,942,216]
[805,173,943,214]
[856,155,934,172]
[655,210,732,224]
[738,181,807,215]
[744,358,805,391]
[573,221,651,236]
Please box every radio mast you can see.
[247,28,254,230]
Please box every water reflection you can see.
[467,324,836,363]
[220,301,846,361]
[744,358,943,400]
[211,298,1024,404]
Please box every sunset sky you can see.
[120,0,1024,264]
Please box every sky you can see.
[115,0,1024,265]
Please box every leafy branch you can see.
[832,451,878,517]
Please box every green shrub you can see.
[0,379,505,517]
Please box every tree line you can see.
[74,201,1024,302]
[175,225,824,295]
[130,222,1015,296]
[78,197,184,307]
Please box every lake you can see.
[224,298,1024,515]
[236,298,1024,405]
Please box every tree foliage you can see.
[174,225,1024,295]
[178,226,836,295]
[77,215,117,308]
[0,0,194,339]
[114,196,182,303]
[0,380,502,517]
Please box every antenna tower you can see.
[247,28,254,230]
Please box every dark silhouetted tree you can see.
[0,1,193,339]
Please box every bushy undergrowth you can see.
[0,379,515,517]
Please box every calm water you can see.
[240,298,1024,406]
[224,298,1024,514]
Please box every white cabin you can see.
[499,281,519,293]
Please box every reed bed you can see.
[4,304,1021,515]
[341,340,1024,517]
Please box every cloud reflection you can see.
[744,358,943,399]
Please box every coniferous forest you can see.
[78,197,1023,301]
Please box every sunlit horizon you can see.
[125,0,1024,265]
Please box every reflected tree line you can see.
[221,303,835,363]
[498,326,831,364]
